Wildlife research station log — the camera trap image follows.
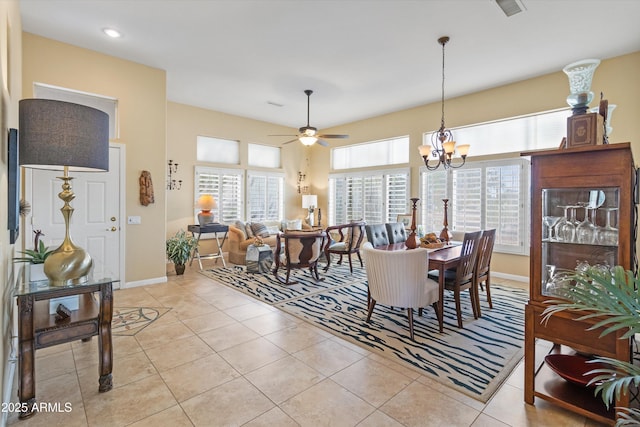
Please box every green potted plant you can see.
[166,229,198,275]
[14,230,53,281]
[542,265,640,425]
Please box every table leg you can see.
[98,283,113,392]
[438,267,445,332]
[17,295,37,419]
[215,233,227,267]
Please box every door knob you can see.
[109,227,117,232]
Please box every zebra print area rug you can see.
[200,266,526,402]
[200,263,367,304]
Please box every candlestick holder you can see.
[440,199,452,244]
[405,197,420,249]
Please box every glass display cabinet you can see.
[522,143,636,425]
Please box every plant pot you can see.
[29,263,48,282]
[175,263,186,275]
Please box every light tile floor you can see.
[7,261,607,426]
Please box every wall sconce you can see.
[297,171,308,194]
[167,159,182,190]
[302,194,318,227]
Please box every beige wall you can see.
[167,101,311,255]
[22,33,167,285]
[0,0,21,414]
[314,51,640,278]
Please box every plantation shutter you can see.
[452,167,482,231]
[195,167,243,223]
[420,169,448,233]
[247,172,284,222]
[485,163,522,247]
[386,172,409,222]
[363,175,384,223]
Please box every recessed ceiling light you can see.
[102,28,122,38]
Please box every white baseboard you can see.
[122,276,167,289]
[492,271,529,283]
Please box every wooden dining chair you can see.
[474,228,496,316]
[429,230,483,328]
[273,231,327,285]
[362,243,442,339]
[324,221,366,273]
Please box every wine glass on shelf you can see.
[557,206,577,242]
[542,216,561,241]
[597,208,619,246]
[576,205,596,244]
[554,206,571,242]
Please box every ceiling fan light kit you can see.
[419,36,470,171]
[273,89,348,147]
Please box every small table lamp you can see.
[197,194,217,225]
[19,99,109,286]
[302,194,318,227]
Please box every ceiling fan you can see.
[271,89,349,147]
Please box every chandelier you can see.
[418,36,470,170]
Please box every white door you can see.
[26,145,123,288]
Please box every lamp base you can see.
[44,243,92,286]
[198,211,214,225]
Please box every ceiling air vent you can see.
[495,0,526,17]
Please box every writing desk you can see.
[14,278,114,419]
[374,243,462,332]
[188,223,229,269]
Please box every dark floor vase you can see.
[175,264,186,275]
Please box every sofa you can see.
[227,218,311,265]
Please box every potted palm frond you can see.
[542,265,640,425]
[166,229,198,275]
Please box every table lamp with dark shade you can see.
[19,99,109,286]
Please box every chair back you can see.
[326,221,366,251]
[362,244,436,308]
[454,230,483,285]
[365,224,390,247]
[385,222,408,243]
[276,231,326,266]
[475,229,496,279]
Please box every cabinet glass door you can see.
[541,188,619,297]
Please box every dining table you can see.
[374,242,462,332]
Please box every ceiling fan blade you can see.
[317,139,329,147]
[318,134,349,139]
[269,134,297,137]
[281,138,300,145]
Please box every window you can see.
[197,136,239,164]
[246,171,284,222]
[329,169,409,226]
[248,143,281,168]
[332,136,409,169]
[420,158,529,255]
[195,167,243,223]
[423,109,571,157]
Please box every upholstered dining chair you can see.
[324,221,366,273]
[474,228,496,316]
[365,224,390,247]
[385,222,408,244]
[273,231,327,285]
[428,230,483,328]
[362,242,442,339]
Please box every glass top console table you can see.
[14,277,115,419]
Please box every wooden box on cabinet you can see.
[521,143,636,425]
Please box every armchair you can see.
[273,231,327,285]
[362,243,442,339]
[324,221,366,273]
